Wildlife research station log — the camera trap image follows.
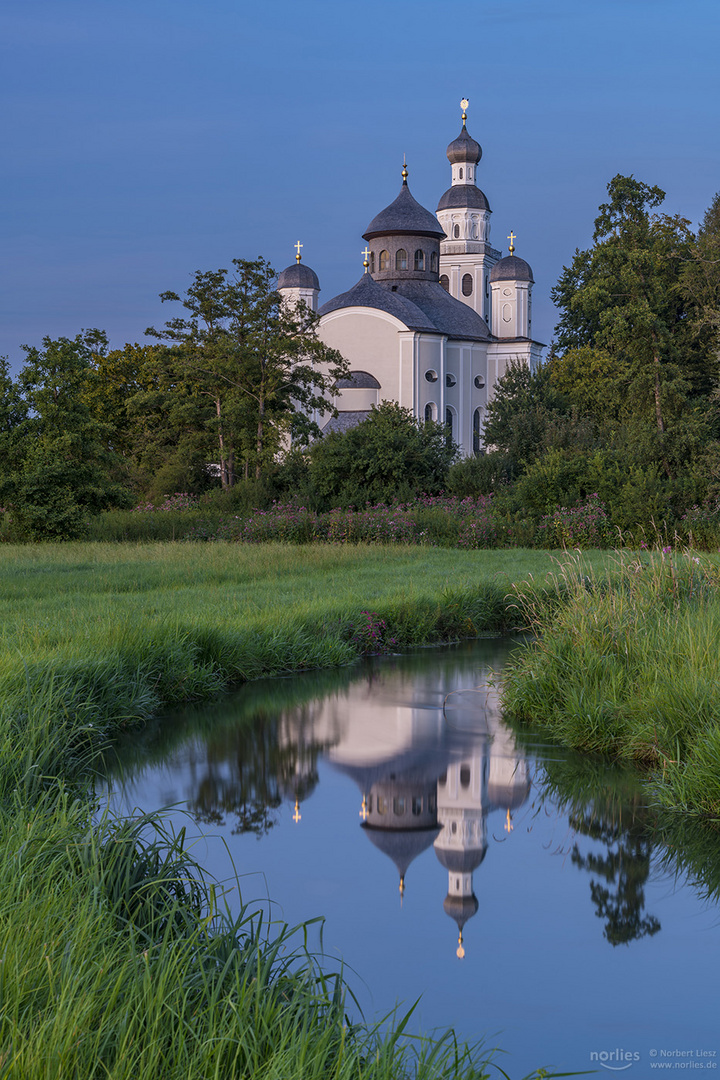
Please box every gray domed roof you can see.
[446,125,482,166]
[318,273,437,332]
[277,262,320,291]
[489,255,534,283]
[363,182,445,241]
[436,186,491,213]
[487,777,531,810]
[362,824,441,878]
[434,845,487,873]
[442,893,479,929]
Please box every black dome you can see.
[363,182,445,241]
[277,262,320,291]
[436,186,491,213]
[489,255,534,283]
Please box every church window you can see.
[393,797,406,816]
[438,772,447,786]
[379,249,390,271]
[424,402,435,423]
[430,251,438,272]
[412,796,423,816]
[395,248,407,271]
[370,251,375,273]
[458,167,463,179]
[446,373,456,388]
[429,793,436,812]
[366,795,373,813]
[377,796,388,815]
[445,407,454,446]
[474,375,485,390]
[462,273,473,296]
[460,765,471,789]
[451,821,458,834]
[473,408,483,455]
[453,224,460,238]
[424,369,438,383]
[439,274,449,292]
[414,249,425,271]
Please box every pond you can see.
[102,638,720,1078]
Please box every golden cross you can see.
[508,232,516,255]
[293,798,301,824]
[362,246,370,273]
[295,240,303,263]
[359,794,369,821]
[505,808,514,833]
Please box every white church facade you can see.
[277,102,544,457]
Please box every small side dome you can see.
[446,126,481,166]
[277,262,320,291]
[489,255,534,283]
[336,371,381,390]
[436,186,491,213]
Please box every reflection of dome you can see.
[443,893,479,929]
[362,824,441,879]
[434,845,486,873]
[487,777,531,810]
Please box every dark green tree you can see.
[309,401,458,508]
[1,331,132,539]
[147,258,348,484]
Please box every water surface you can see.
[103,639,720,1078]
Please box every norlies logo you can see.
[590,1049,641,1071]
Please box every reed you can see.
[502,549,720,823]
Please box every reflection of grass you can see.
[503,550,720,824]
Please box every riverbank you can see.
[501,550,720,824]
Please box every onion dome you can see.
[363,179,445,241]
[277,262,320,291]
[434,845,487,874]
[446,125,482,166]
[443,893,479,928]
[489,255,534,283]
[436,186,490,213]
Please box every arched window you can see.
[445,407,454,447]
[430,251,438,272]
[473,408,483,455]
[370,251,375,273]
[395,248,407,271]
[458,167,463,179]
[439,274,449,292]
[393,797,406,816]
[414,249,425,271]
[453,224,460,238]
[379,249,390,271]
[412,797,423,815]
[424,402,435,423]
[462,273,473,296]
[460,765,471,789]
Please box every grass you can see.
[0,541,588,1079]
[501,548,720,823]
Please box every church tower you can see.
[489,240,534,340]
[436,100,501,325]
[277,243,320,312]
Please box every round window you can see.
[474,375,485,389]
[446,374,456,388]
[424,369,438,383]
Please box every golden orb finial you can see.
[399,875,405,905]
[508,231,516,255]
[294,240,303,264]
[460,98,469,126]
[402,154,408,183]
[456,931,465,960]
[361,245,371,274]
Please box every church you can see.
[277,101,544,458]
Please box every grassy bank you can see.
[501,550,720,823]
[0,542,584,1079]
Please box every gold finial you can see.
[401,154,408,183]
[505,808,514,833]
[460,98,469,126]
[361,246,371,274]
[293,798,301,824]
[508,231,516,255]
[294,240,303,264]
[456,931,465,960]
[359,794,369,821]
[399,875,405,906]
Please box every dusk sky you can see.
[2,0,719,371]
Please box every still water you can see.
[103,639,720,1078]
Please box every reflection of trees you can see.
[569,810,660,946]
[188,704,324,837]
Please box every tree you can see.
[1,332,133,539]
[146,257,348,484]
[308,401,458,508]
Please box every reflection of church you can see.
[278,100,544,456]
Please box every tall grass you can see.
[502,549,720,822]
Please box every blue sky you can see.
[2,0,719,370]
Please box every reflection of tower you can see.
[434,754,487,958]
[361,778,440,899]
[486,716,532,833]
